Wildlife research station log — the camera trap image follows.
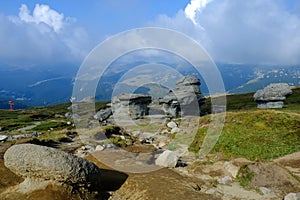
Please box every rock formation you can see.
[4,144,101,187]
[112,93,152,120]
[160,75,205,117]
[253,83,292,108]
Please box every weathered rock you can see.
[112,93,152,120]
[0,135,8,142]
[259,187,272,196]
[93,108,112,122]
[254,83,292,108]
[223,161,240,178]
[171,127,180,134]
[160,75,205,117]
[155,150,178,168]
[217,176,232,185]
[167,121,177,129]
[284,193,300,200]
[65,112,73,119]
[4,144,101,187]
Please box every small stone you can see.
[95,145,105,151]
[67,121,72,125]
[31,132,38,137]
[167,121,177,129]
[284,193,300,200]
[224,161,240,178]
[171,127,180,134]
[155,150,178,168]
[259,187,271,196]
[0,135,8,142]
[217,176,232,185]
[120,135,125,140]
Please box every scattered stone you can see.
[120,135,126,140]
[65,112,73,119]
[167,121,177,129]
[171,127,180,134]
[284,193,300,200]
[93,108,112,122]
[31,131,38,137]
[161,129,169,134]
[155,150,178,168]
[4,144,101,187]
[95,145,105,151]
[259,187,272,196]
[217,176,232,185]
[0,134,8,142]
[67,121,72,125]
[254,83,292,108]
[223,161,240,178]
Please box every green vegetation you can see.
[189,110,300,161]
[236,165,254,188]
[32,121,68,131]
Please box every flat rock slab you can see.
[4,144,101,187]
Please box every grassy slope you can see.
[190,87,300,161]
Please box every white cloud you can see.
[184,0,214,26]
[0,4,90,68]
[152,0,300,65]
[19,4,64,33]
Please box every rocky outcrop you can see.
[112,93,152,120]
[94,108,112,122]
[4,144,101,187]
[160,75,205,117]
[254,83,292,108]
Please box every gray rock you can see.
[0,135,8,142]
[160,75,205,117]
[94,108,112,121]
[65,112,73,119]
[284,193,300,200]
[254,83,292,108]
[171,127,180,134]
[112,93,152,120]
[167,121,177,129]
[95,145,105,151]
[259,187,271,196]
[155,150,178,168]
[4,144,101,187]
[217,176,232,185]
[31,131,38,137]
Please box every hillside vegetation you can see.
[0,88,299,162]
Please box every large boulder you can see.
[4,144,101,187]
[112,93,152,120]
[254,83,292,108]
[160,75,205,117]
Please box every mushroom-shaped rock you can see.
[4,144,101,187]
[253,83,292,108]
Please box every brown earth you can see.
[1,140,300,200]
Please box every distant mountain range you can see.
[0,63,299,109]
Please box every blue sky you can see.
[0,0,300,68]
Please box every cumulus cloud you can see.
[184,0,214,26]
[19,4,64,33]
[153,0,300,65]
[0,4,90,68]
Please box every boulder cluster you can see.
[92,75,206,125]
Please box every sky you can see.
[0,0,300,69]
